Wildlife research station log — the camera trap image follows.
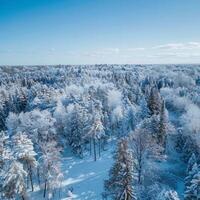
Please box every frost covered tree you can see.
[184,169,200,200]
[186,153,197,175]
[104,138,136,200]
[184,163,198,190]
[156,189,180,200]
[39,140,62,198]
[6,110,56,143]
[0,131,9,169]
[12,132,37,191]
[147,87,162,115]
[86,113,105,161]
[68,106,83,156]
[111,105,125,137]
[158,100,168,148]
[65,103,89,157]
[182,137,199,163]
[129,128,152,184]
[1,160,27,200]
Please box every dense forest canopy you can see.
[0,64,200,200]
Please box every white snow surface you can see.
[29,142,115,200]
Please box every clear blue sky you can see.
[0,0,200,65]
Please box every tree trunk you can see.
[90,138,92,156]
[138,159,142,184]
[25,161,29,189]
[43,179,47,198]
[29,166,34,191]
[37,167,41,186]
[138,168,141,184]
[26,174,29,189]
[59,183,62,199]
[98,138,101,158]
[93,138,96,161]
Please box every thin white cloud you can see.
[1,42,200,64]
[81,47,146,58]
[147,52,200,59]
[152,42,200,50]
[126,47,146,51]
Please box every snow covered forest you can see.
[0,64,200,200]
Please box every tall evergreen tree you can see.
[157,189,180,200]
[186,153,197,175]
[104,138,136,200]
[184,169,200,200]
[1,160,27,200]
[12,132,37,191]
[147,87,162,115]
[158,100,168,148]
[66,103,88,157]
[185,162,199,188]
[0,131,9,169]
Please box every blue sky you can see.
[0,0,200,65]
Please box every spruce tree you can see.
[104,138,136,200]
[147,87,162,115]
[185,169,200,200]
[185,163,198,188]
[67,103,87,157]
[0,131,9,169]
[157,189,180,200]
[158,100,168,148]
[164,190,180,200]
[186,153,197,175]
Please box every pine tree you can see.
[67,103,87,157]
[157,189,180,200]
[164,190,180,200]
[185,163,198,188]
[184,169,200,200]
[186,153,197,175]
[0,131,9,169]
[1,160,27,200]
[158,100,168,148]
[12,132,37,191]
[104,138,136,200]
[147,87,162,115]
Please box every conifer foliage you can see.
[184,154,200,200]
[158,100,168,148]
[1,160,27,200]
[147,87,162,115]
[104,138,136,200]
[12,132,37,191]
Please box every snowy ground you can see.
[151,152,186,199]
[59,148,114,200]
[29,142,115,200]
[28,111,186,200]
[29,138,185,200]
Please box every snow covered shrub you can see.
[165,95,190,114]
[173,73,195,88]
[107,89,122,109]
[181,104,200,134]
[156,189,180,200]
[1,160,27,199]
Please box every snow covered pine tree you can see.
[104,138,136,200]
